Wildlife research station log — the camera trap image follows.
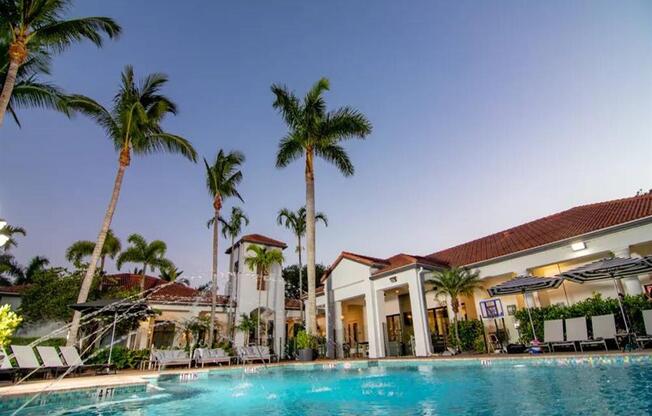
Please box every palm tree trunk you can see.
[257,282,262,345]
[209,207,219,347]
[452,299,461,351]
[67,148,130,346]
[226,235,235,339]
[0,55,21,126]
[139,263,147,293]
[297,234,303,327]
[305,149,317,335]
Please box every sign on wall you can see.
[479,299,504,319]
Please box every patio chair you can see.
[10,345,51,379]
[0,347,17,383]
[581,314,617,351]
[544,319,575,352]
[193,348,232,367]
[151,349,192,371]
[636,309,652,348]
[35,346,70,377]
[59,346,115,375]
[238,346,273,364]
[565,317,589,352]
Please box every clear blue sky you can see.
[1,1,651,289]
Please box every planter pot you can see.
[297,348,314,361]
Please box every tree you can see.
[0,222,25,251]
[277,206,327,325]
[235,313,256,346]
[116,233,173,291]
[0,0,121,126]
[65,66,196,346]
[203,149,244,347]
[0,253,21,285]
[19,267,86,323]
[244,245,284,345]
[12,255,49,285]
[271,78,372,334]
[0,304,21,347]
[427,267,481,351]
[0,43,69,126]
[159,265,183,282]
[216,206,249,337]
[65,229,121,273]
[282,263,326,300]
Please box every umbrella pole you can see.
[611,276,630,335]
[108,312,118,366]
[523,292,537,341]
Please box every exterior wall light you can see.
[571,241,586,251]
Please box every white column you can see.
[407,270,432,357]
[334,301,344,358]
[365,285,386,358]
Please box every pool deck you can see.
[1,350,650,398]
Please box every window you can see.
[386,314,402,342]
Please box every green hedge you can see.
[448,319,486,353]
[8,337,67,347]
[514,293,651,343]
[87,346,150,370]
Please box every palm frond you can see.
[32,16,121,52]
[315,143,354,176]
[275,133,304,168]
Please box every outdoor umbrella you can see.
[558,255,652,335]
[70,299,153,365]
[487,275,563,341]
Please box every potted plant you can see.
[296,330,316,361]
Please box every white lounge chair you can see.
[193,348,232,367]
[238,346,273,364]
[565,317,589,352]
[636,309,652,348]
[0,347,17,383]
[36,346,69,376]
[59,346,115,375]
[581,314,617,351]
[544,319,575,352]
[151,349,192,371]
[10,345,50,378]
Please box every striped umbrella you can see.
[558,256,652,334]
[487,275,563,341]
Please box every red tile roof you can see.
[320,251,390,282]
[0,284,31,294]
[225,233,287,254]
[285,298,302,310]
[427,192,652,267]
[371,253,446,277]
[102,274,229,305]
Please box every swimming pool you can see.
[2,356,652,415]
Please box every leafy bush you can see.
[448,319,485,353]
[87,346,150,370]
[0,306,22,347]
[8,336,66,347]
[514,293,651,343]
[295,330,317,350]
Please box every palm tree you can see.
[244,245,284,345]
[0,222,25,251]
[277,206,327,326]
[12,255,49,285]
[215,206,249,337]
[0,0,121,126]
[65,229,121,273]
[203,149,244,347]
[427,267,481,351]
[65,66,196,346]
[0,253,21,285]
[271,78,372,334]
[116,233,173,291]
[235,313,256,346]
[159,265,183,282]
[0,43,69,126]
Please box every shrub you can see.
[8,336,66,347]
[448,319,485,353]
[87,346,150,370]
[296,330,317,350]
[0,306,22,347]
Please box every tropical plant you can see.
[277,206,327,324]
[11,255,49,285]
[159,265,183,282]
[116,233,173,291]
[0,222,25,251]
[271,77,372,334]
[65,229,121,273]
[427,267,481,351]
[0,0,121,126]
[203,149,244,347]
[65,65,196,346]
[295,329,317,350]
[0,304,21,347]
[215,206,248,337]
[244,245,284,345]
[447,319,485,353]
[0,253,21,285]
[0,42,69,126]
[281,263,326,300]
[235,313,256,346]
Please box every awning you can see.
[487,275,563,297]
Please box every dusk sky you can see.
[1,1,651,289]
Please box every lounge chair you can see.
[544,319,575,352]
[582,314,617,351]
[193,348,232,367]
[10,345,51,379]
[238,346,274,364]
[36,346,70,377]
[636,309,652,348]
[151,349,192,371]
[59,346,115,375]
[565,317,590,352]
[0,347,17,383]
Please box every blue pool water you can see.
[2,358,652,415]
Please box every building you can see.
[316,192,652,358]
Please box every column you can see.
[334,301,344,358]
[365,286,386,358]
[325,279,335,358]
[407,270,432,357]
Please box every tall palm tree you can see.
[427,267,481,351]
[0,43,68,126]
[0,222,25,251]
[65,66,196,346]
[215,206,249,337]
[203,149,244,347]
[235,313,256,346]
[276,206,327,326]
[12,255,49,285]
[0,0,121,126]
[159,265,183,282]
[0,253,21,285]
[116,233,173,292]
[65,229,121,273]
[244,245,284,345]
[271,78,372,334]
